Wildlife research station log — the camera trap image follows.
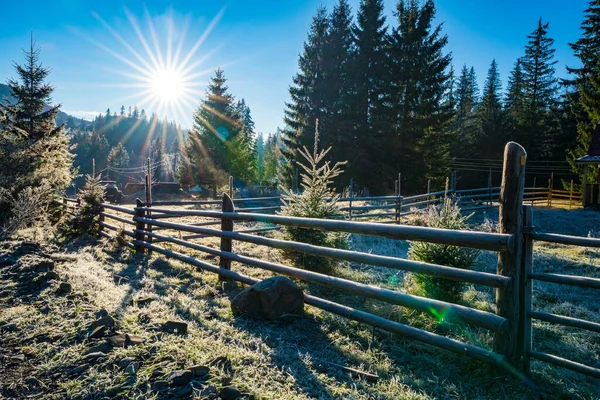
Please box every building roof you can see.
[575,123,600,164]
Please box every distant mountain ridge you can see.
[0,83,92,129]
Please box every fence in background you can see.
[62,144,598,381]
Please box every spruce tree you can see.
[351,0,390,191]
[566,0,600,183]
[451,64,480,157]
[0,37,73,218]
[504,58,526,143]
[388,0,454,192]
[520,19,558,158]
[477,59,504,158]
[281,7,330,189]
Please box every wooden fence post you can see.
[569,179,574,210]
[145,159,153,255]
[134,198,145,255]
[229,175,233,199]
[493,142,526,367]
[348,178,354,221]
[395,179,400,224]
[427,179,431,202]
[98,204,105,236]
[547,173,553,207]
[520,205,534,374]
[219,193,235,280]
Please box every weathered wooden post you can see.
[219,193,235,281]
[493,142,526,368]
[145,158,153,255]
[348,178,354,221]
[134,198,145,255]
[520,205,534,374]
[98,204,105,236]
[228,175,233,199]
[547,173,554,207]
[394,179,400,224]
[569,179,574,210]
[427,179,431,202]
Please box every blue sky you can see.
[0,0,588,134]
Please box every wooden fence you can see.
[62,143,598,381]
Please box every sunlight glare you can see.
[150,68,184,102]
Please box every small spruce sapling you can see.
[278,120,348,273]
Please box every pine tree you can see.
[321,0,355,174]
[351,0,390,191]
[281,7,330,189]
[504,58,526,143]
[0,37,73,218]
[477,59,504,158]
[451,64,480,156]
[107,143,130,185]
[388,0,454,192]
[184,68,255,186]
[520,19,558,158]
[566,0,600,183]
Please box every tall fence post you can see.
[547,173,553,207]
[394,179,400,224]
[98,204,104,236]
[134,198,145,255]
[493,142,526,368]
[348,178,354,221]
[146,158,153,255]
[219,193,235,281]
[520,205,534,374]
[427,179,431,202]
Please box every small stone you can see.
[219,386,242,400]
[200,385,218,397]
[168,369,193,386]
[40,305,51,314]
[24,376,40,387]
[0,322,17,332]
[84,342,111,355]
[83,351,106,363]
[118,357,136,368]
[152,380,169,392]
[89,315,115,331]
[162,321,188,335]
[125,361,140,375]
[10,353,26,363]
[190,365,210,378]
[125,333,144,346]
[56,282,72,294]
[88,325,107,339]
[231,276,304,320]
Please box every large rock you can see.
[231,276,304,320]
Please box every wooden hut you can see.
[575,123,600,208]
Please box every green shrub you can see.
[407,194,479,304]
[279,120,348,273]
[60,174,105,237]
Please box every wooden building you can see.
[575,123,600,208]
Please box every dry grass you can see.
[1,205,599,399]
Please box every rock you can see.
[152,380,169,392]
[56,282,72,294]
[83,352,106,363]
[88,325,107,339]
[33,271,59,285]
[0,322,17,332]
[24,376,40,387]
[125,361,140,375]
[200,385,218,397]
[219,386,242,400]
[107,333,144,347]
[40,305,51,314]
[190,365,210,378]
[231,276,304,320]
[168,369,193,386]
[118,357,136,368]
[162,321,188,334]
[88,315,115,338]
[84,342,111,355]
[10,353,26,363]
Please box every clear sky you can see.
[0,0,588,135]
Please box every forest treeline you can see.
[2,0,600,212]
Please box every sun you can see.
[149,68,184,103]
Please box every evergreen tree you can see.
[566,0,600,183]
[477,59,504,158]
[281,7,330,189]
[107,143,130,185]
[520,19,558,158]
[184,68,255,186]
[387,0,454,192]
[451,64,479,156]
[0,37,73,218]
[351,0,390,191]
[321,0,355,173]
[504,58,526,143]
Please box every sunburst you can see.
[74,6,225,127]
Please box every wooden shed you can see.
[575,123,600,208]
